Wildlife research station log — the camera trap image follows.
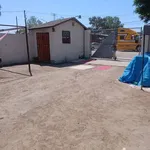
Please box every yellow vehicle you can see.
[117,28,141,51]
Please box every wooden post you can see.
[24,10,32,76]
[141,34,145,90]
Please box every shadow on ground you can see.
[39,59,95,68]
[0,68,31,77]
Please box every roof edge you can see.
[29,17,87,30]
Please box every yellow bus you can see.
[117,28,141,51]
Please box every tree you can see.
[27,16,43,28]
[16,29,26,34]
[89,16,124,30]
[134,0,150,23]
[17,16,43,34]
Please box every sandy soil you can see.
[0,64,150,150]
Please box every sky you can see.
[0,0,144,30]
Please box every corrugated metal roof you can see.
[29,17,87,30]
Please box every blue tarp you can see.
[119,53,150,87]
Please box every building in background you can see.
[29,17,91,64]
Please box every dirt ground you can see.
[0,64,150,150]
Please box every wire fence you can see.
[91,27,142,60]
[0,9,144,27]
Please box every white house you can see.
[29,17,91,63]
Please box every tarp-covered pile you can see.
[119,53,150,87]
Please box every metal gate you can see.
[91,27,142,61]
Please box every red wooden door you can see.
[36,33,50,61]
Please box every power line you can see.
[1,10,142,26]
[0,5,2,16]
[14,10,136,18]
[1,10,23,13]
[1,10,140,20]
[51,13,57,20]
[123,20,142,24]
[27,11,59,20]
[26,11,141,23]
[26,11,50,15]
[82,20,142,27]
[53,13,137,18]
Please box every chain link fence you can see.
[91,27,142,61]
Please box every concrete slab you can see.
[70,64,94,70]
[86,59,129,67]
[117,51,139,60]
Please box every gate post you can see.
[84,30,91,59]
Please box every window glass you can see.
[62,31,71,44]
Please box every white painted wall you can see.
[0,33,29,65]
[144,35,150,53]
[84,30,91,58]
[141,35,150,53]
[29,28,52,60]
[29,20,91,64]
[50,20,84,63]
[0,21,91,66]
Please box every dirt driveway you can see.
[0,64,150,150]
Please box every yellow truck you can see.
[117,28,141,51]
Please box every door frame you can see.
[36,32,51,62]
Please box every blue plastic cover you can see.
[119,53,150,87]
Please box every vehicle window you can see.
[120,30,125,32]
[134,35,140,43]
[134,35,139,41]
[120,35,125,40]
[131,35,134,40]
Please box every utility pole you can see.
[24,10,32,76]
[16,16,18,33]
[52,13,56,20]
[0,5,2,16]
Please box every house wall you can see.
[0,22,91,66]
[84,30,91,58]
[50,20,84,63]
[141,35,150,53]
[29,20,91,63]
[29,28,52,60]
[145,35,150,53]
[0,33,30,65]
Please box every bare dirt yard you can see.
[0,64,150,150]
